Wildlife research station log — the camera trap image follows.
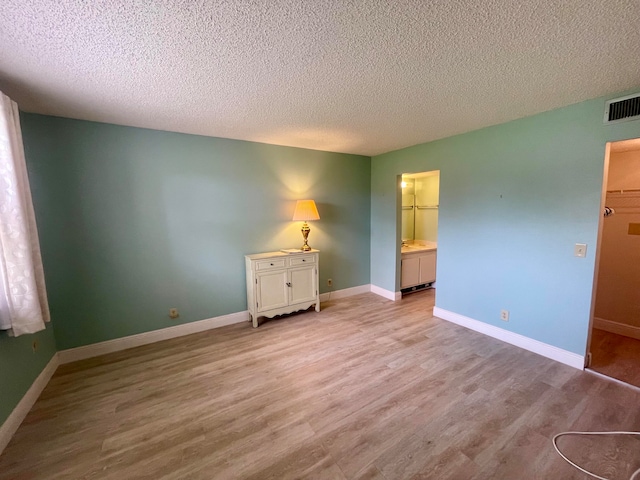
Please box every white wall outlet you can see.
[500,310,509,321]
[169,308,179,319]
[327,278,333,287]
[574,243,587,258]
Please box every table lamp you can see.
[292,199,320,251]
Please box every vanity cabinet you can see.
[401,249,436,289]
[245,250,320,327]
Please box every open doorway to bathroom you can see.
[588,137,640,388]
[399,171,439,297]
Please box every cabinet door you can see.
[401,257,420,288]
[288,266,317,305]
[256,270,288,312]
[419,252,436,284]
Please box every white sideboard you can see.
[245,250,320,327]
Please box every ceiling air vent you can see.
[604,93,640,124]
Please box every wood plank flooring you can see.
[2,290,640,479]
[590,328,640,388]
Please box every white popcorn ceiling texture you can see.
[1,0,639,156]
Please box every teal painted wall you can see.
[21,114,371,350]
[0,325,57,426]
[372,92,640,356]
[6,89,637,430]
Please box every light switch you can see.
[574,243,587,258]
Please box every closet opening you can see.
[588,137,640,388]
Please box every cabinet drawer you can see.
[290,255,315,266]
[255,258,287,271]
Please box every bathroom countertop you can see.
[401,241,437,255]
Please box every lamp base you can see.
[300,222,312,251]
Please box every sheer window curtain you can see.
[0,91,50,335]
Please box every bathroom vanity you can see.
[401,242,437,292]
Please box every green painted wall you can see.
[371,90,640,356]
[0,325,57,426]
[21,114,371,350]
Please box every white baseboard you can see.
[320,284,371,302]
[433,307,585,370]
[593,317,640,341]
[58,311,249,364]
[370,284,401,301]
[0,354,59,455]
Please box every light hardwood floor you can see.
[590,328,640,388]
[2,291,640,479]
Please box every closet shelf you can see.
[606,189,640,194]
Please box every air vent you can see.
[604,93,640,124]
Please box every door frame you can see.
[397,169,440,293]
[585,142,611,367]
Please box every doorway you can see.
[399,171,439,296]
[588,137,640,387]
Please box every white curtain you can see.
[0,92,50,336]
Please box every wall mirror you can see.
[401,171,440,243]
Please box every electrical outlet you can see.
[169,308,179,319]
[32,340,39,352]
[500,310,509,322]
[327,278,333,287]
[574,243,587,258]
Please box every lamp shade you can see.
[292,200,320,221]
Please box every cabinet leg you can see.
[315,303,320,312]
[252,315,258,328]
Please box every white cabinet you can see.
[245,250,320,327]
[401,249,436,290]
[419,251,436,284]
[401,256,420,288]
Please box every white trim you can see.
[593,317,640,341]
[0,354,59,455]
[433,307,585,370]
[370,284,401,301]
[58,311,249,364]
[319,284,371,302]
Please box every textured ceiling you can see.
[1,1,639,156]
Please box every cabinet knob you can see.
[302,259,306,262]
[286,282,291,287]
[270,263,274,266]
